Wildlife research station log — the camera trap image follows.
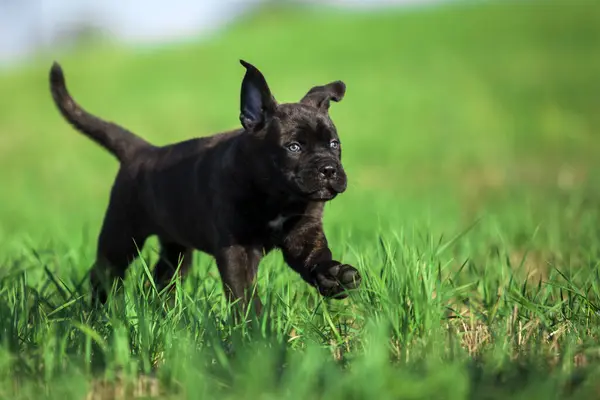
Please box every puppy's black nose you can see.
[319,165,337,179]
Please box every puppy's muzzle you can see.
[319,164,338,180]
[317,162,346,194]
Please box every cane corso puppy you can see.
[49,60,361,311]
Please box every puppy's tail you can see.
[49,62,151,162]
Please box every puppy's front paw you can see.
[314,262,361,299]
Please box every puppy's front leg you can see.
[215,245,264,315]
[281,221,361,299]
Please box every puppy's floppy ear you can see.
[300,81,346,112]
[239,60,277,132]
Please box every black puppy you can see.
[49,60,361,311]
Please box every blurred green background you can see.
[1,0,600,398]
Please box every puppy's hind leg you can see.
[90,203,148,306]
[152,239,193,292]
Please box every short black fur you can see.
[49,60,361,314]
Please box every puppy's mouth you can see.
[285,172,346,202]
[307,189,336,201]
[287,186,335,202]
[305,182,346,202]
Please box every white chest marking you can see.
[267,214,289,231]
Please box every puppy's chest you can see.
[262,212,300,245]
[238,201,306,244]
[235,213,292,249]
[250,202,304,234]
[267,214,291,232]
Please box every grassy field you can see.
[1,0,600,398]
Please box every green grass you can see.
[1,0,600,398]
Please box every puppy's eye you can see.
[287,142,301,153]
[330,140,340,150]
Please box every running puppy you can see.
[49,60,361,311]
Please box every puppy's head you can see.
[239,60,347,202]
